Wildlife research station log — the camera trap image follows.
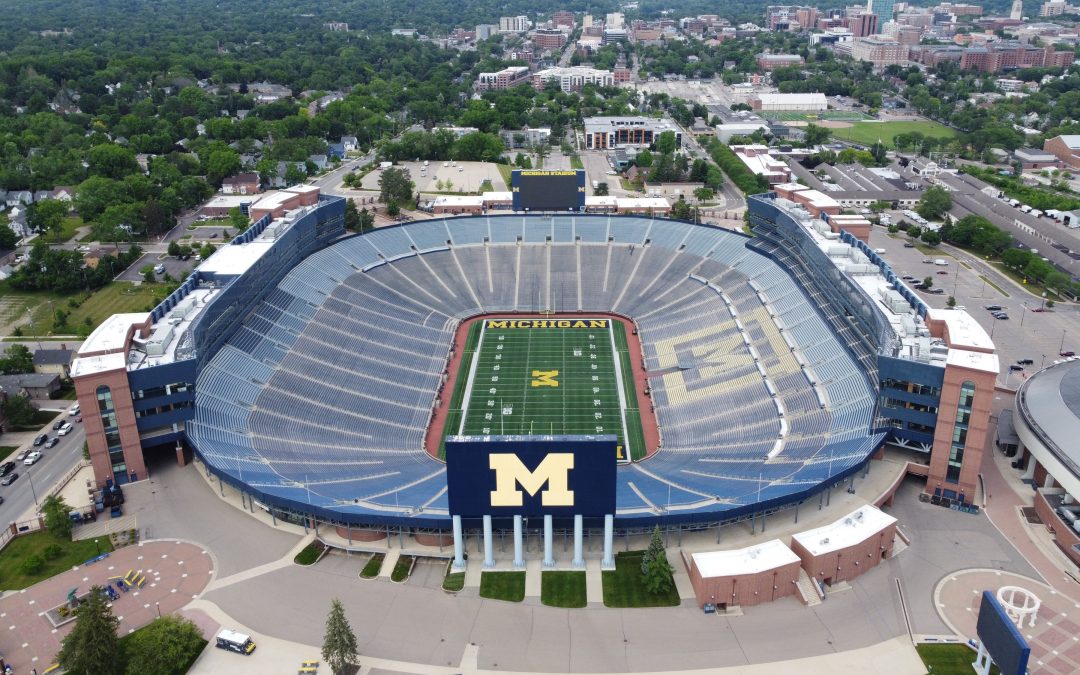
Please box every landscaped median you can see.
[359,552,384,578]
[479,571,526,602]
[602,551,680,608]
[0,530,115,590]
[541,571,586,608]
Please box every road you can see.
[309,152,375,196]
[0,410,86,524]
[672,120,746,213]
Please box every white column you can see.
[1021,453,1036,480]
[602,514,615,568]
[483,515,494,568]
[513,515,524,568]
[543,514,554,567]
[572,514,584,568]
[452,515,465,570]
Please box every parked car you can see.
[15,449,29,462]
[52,420,65,430]
[1061,351,1076,357]
[69,403,80,416]
[33,434,48,447]
[2,473,18,486]
[0,462,15,477]
[904,242,915,248]
[1009,364,1025,372]
[984,305,1003,311]
[153,263,165,274]
[23,451,42,465]
[45,437,60,449]
[1031,307,1046,313]
[901,275,915,281]
[993,312,1009,320]
[1016,359,1034,365]
[931,288,946,294]
[58,422,73,436]
[936,270,948,275]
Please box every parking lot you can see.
[116,252,195,282]
[868,227,1080,383]
[361,161,507,194]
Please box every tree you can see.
[87,144,140,180]
[386,201,401,217]
[322,599,359,674]
[28,199,70,242]
[923,276,934,289]
[206,149,242,186]
[228,207,249,233]
[140,265,156,283]
[947,295,957,308]
[1,394,36,427]
[358,208,375,232]
[906,224,922,240]
[123,615,206,675]
[921,229,941,246]
[0,223,17,251]
[344,199,361,231]
[285,163,307,186]
[595,182,610,196]
[635,149,654,167]
[643,552,675,595]
[0,344,35,374]
[671,199,693,221]
[57,586,122,675]
[654,131,677,155]
[641,525,665,574]
[168,241,182,257]
[870,141,888,166]
[379,167,414,205]
[916,186,952,221]
[804,123,830,146]
[42,494,73,538]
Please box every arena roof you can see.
[1017,359,1080,484]
[79,313,149,356]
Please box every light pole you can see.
[990,315,998,339]
[1061,329,1068,354]
[27,467,38,507]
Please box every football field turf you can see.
[443,317,644,461]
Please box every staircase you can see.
[796,568,823,607]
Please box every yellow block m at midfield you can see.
[531,370,559,387]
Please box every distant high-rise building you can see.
[1010,0,1024,19]
[499,15,530,33]
[866,0,896,32]
[606,12,625,28]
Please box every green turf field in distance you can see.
[829,120,958,148]
[443,317,645,462]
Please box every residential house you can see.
[5,191,33,207]
[499,127,552,148]
[340,136,359,151]
[308,155,329,172]
[0,373,61,399]
[51,186,76,201]
[33,347,76,379]
[221,172,261,195]
[327,143,346,160]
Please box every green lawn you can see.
[479,571,525,602]
[541,571,587,608]
[0,531,114,591]
[391,554,414,582]
[497,164,514,188]
[0,446,17,456]
[443,564,465,592]
[830,120,958,149]
[8,409,61,432]
[916,643,998,675]
[293,541,324,565]
[570,155,584,170]
[24,282,174,337]
[359,552,384,578]
[602,551,680,608]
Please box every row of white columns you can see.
[452,514,614,570]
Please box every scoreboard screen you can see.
[512,170,586,212]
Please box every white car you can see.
[23,452,42,466]
[58,422,74,436]
[69,404,80,416]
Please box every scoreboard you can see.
[511,169,586,212]
[445,434,617,518]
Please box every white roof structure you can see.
[616,197,670,210]
[198,240,275,276]
[946,348,1000,374]
[203,195,253,210]
[692,540,800,578]
[79,313,149,355]
[926,307,995,353]
[433,195,483,208]
[70,352,127,378]
[585,195,618,208]
[791,505,897,556]
[753,93,827,107]
[482,191,513,202]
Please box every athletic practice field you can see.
[443,317,646,462]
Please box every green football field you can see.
[442,317,645,462]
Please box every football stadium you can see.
[72,183,995,550]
